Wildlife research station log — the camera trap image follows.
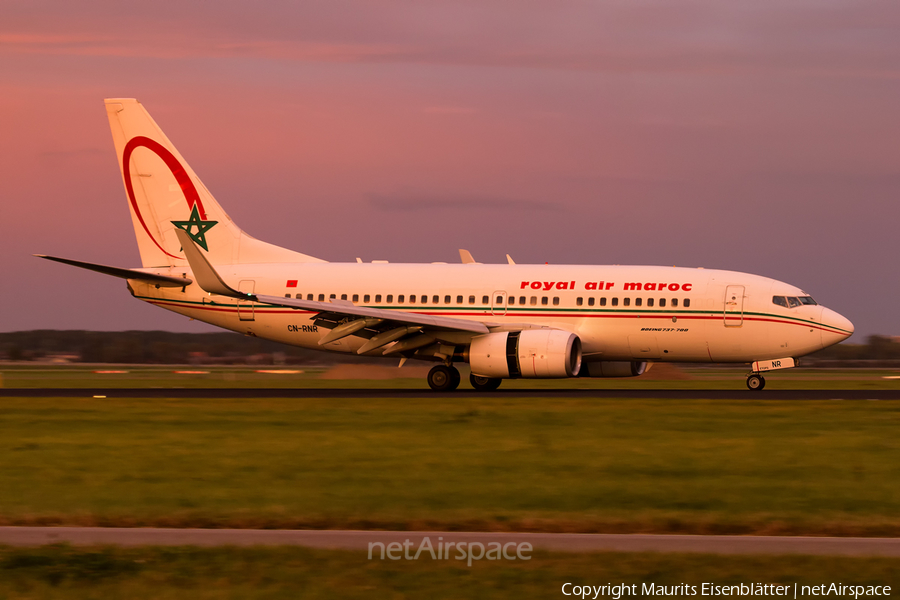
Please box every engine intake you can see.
[469,330,582,378]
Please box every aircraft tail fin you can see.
[105,98,325,268]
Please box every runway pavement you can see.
[1,527,898,556]
[2,388,900,399]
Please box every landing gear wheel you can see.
[448,366,461,391]
[746,374,766,391]
[428,365,459,391]
[469,373,502,392]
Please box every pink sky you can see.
[2,0,899,337]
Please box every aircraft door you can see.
[238,280,255,321]
[491,291,508,316]
[724,285,744,327]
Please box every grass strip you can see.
[0,545,896,599]
[0,396,897,535]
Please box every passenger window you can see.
[375,294,381,303]
[422,295,428,303]
[497,295,504,304]
[295,294,302,299]
[552,297,559,306]
[398,295,405,303]
[787,296,801,308]
[541,297,548,305]
[444,295,451,304]
[409,295,416,304]
[600,298,607,306]
[660,298,666,308]
[318,294,325,301]
[623,298,631,307]
[352,294,359,303]
[588,297,595,306]
[482,295,489,304]
[330,294,336,300]
[612,298,618,307]
[520,297,527,304]
[457,295,463,304]
[576,297,583,306]
[469,295,476,305]
[684,298,691,308]
[341,294,347,301]
[284,293,290,298]
[671,298,678,307]
[307,294,314,301]
[635,298,642,307]
[433,295,440,304]
[647,298,654,307]
[772,296,789,308]
[530,297,537,305]
[364,294,370,303]
[386,295,393,303]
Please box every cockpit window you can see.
[774,295,817,309]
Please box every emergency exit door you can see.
[724,285,744,327]
[238,280,256,321]
[491,291,508,316]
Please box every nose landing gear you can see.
[746,373,766,390]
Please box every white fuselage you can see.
[128,263,853,364]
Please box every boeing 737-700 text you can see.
[37,99,854,391]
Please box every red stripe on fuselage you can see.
[145,300,845,334]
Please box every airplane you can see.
[37,98,854,391]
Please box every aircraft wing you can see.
[35,254,192,287]
[176,230,490,353]
[252,294,489,334]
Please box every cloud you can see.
[3,0,900,79]
[38,148,106,165]
[422,106,477,115]
[367,192,557,212]
[0,33,412,62]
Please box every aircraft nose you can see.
[820,307,854,347]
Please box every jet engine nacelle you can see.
[469,330,582,378]
[579,361,649,378]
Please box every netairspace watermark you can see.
[368,536,532,567]
[560,583,892,600]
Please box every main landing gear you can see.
[746,373,766,391]
[469,374,502,392]
[427,365,461,391]
[427,365,504,391]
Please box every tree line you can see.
[0,330,340,365]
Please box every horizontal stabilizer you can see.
[35,254,191,287]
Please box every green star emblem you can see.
[172,205,218,252]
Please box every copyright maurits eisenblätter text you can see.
[561,583,892,600]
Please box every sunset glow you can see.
[2,1,898,336]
